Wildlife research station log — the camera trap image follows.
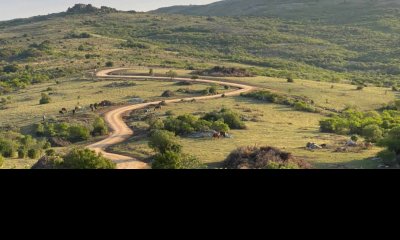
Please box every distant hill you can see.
[154,0,400,23]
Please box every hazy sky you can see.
[0,0,219,21]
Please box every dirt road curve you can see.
[87,68,256,169]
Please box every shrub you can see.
[377,150,397,167]
[362,124,383,143]
[293,101,315,113]
[241,91,279,103]
[152,151,203,169]
[0,155,3,167]
[27,148,40,159]
[203,108,246,129]
[211,120,230,132]
[92,117,108,136]
[379,126,400,164]
[287,77,294,83]
[63,148,116,169]
[148,130,182,154]
[105,61,114,67]
[0,139,17,158]
[39,93,51,104]
[18,148,27,158]
[356,85,364,90]
[68,125,90,142]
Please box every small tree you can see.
[166,70,178,80]
[92,117,108,136]
[287,77,294,83]
[148,130,182,154]
[39,93,51,105]
[63,148,116,169]
[149,68,154,76]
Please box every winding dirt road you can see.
[87,68,256,169]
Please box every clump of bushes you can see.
[104,81,137,88]
[148,130,203,169]
[65,32,91,39]
[149,108,244,136]
[319,108,400,143]
[202,108,247,130]
[223,146,310,169]
[0,131,48,159]
[35,118,108,144]
[241,91,318,113]
[192,66,254,77]
[63,148,116,169]
[31,148,116,169]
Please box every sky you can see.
[0,0,219,21]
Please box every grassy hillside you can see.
[155,0,400,23]
[3,7,400,87]
[1,5,400,169]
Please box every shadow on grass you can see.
[313,157,382,169]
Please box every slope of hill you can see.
[2,3,400,88]
[155,0,400,23]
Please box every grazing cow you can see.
[220,132,227,138]
[62,108,67,112]
[213,132,221,139]
[59,111,64,115]
[72,109,76,115]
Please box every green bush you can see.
[0,139,17,158]
[0,155,4,167]
[63,148,116,169]
[152,151,203,169]
[293,101,316,113]
[92,117,108,136]
[27,148,40,159]
[203,108,246,129]
[39,93,51,104]
[105,61,114,67]
[45,149,56,156]
[68,125,90,142]
[148,130,182,154]
[18,148,27,158]
[362,124,383,143]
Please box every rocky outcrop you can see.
[66,4,118,14]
